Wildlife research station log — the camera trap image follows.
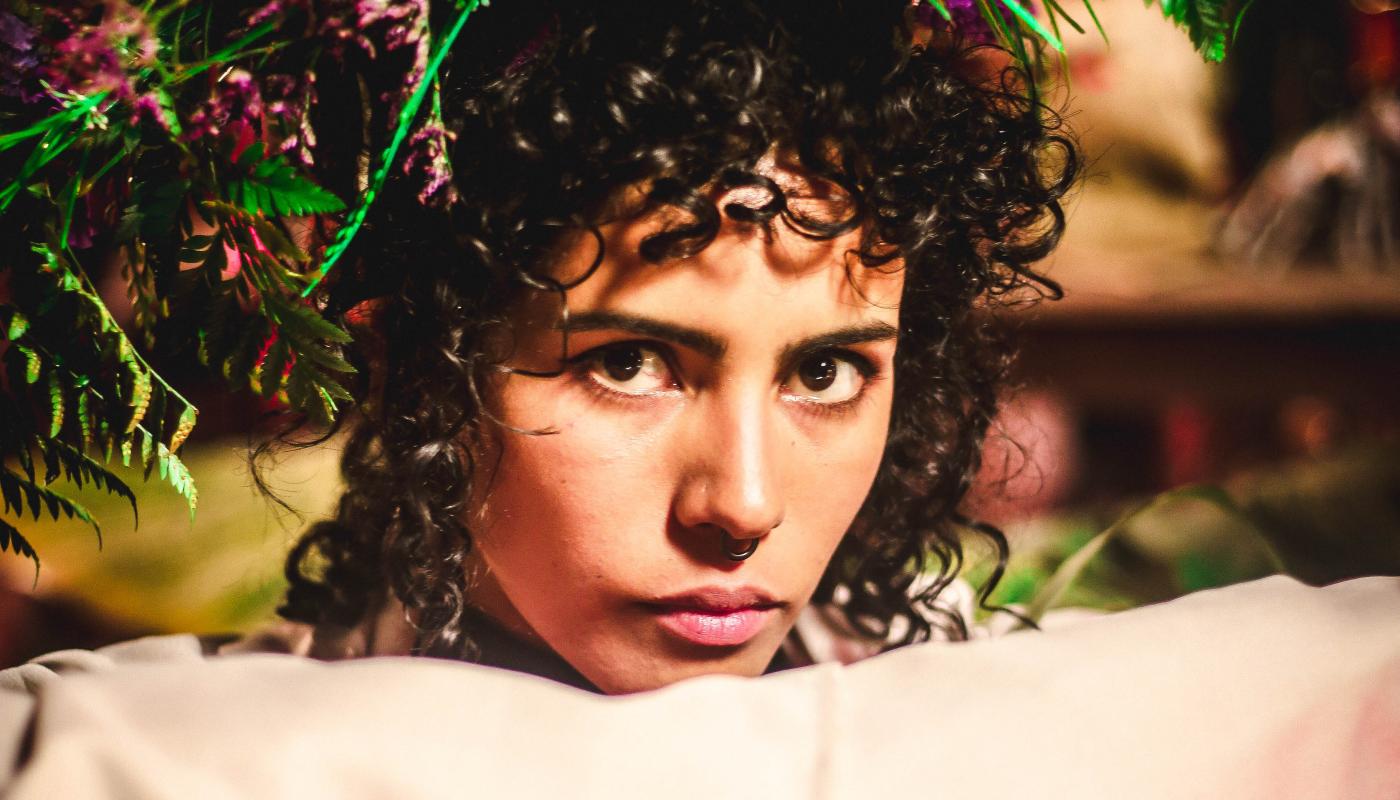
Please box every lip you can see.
[644,586,783,648]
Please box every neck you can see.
[424,604,602,694]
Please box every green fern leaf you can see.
[296,343,356,375]
[1150,0,1231,61]
[98,415,114,464]
[38,438,138,527]
[14,441,35,484]
[0,468,101,548]
[47,371,64,438]
[40,439,60,484]
[257,336,290,399]
[140,426,155,477]
[284,359,336,428]
[251,217,308,264]
[0,470,19,518]
[0,518,39,583]
[263,295,353,344]
[169,404,197,453]
[155,443,197,517]
[1,308,28,340]
[77,391,92,450]
[178,235,214,264]
[145,383,167,451]
[222,317,270,392]
[230,149,346,218]
[124,366,153,434]
[319,374,355,404]
[15,345,41,384]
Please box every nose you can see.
[672,388,786,549]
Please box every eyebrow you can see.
[560,310,898,364]
[562,311,727,358]
[776,320,899,369]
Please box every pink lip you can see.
[645,587,782,647]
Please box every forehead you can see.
[523,217,903,358]
[540,164,904,329]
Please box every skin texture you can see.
[463,183,905,694]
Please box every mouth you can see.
[642,587,784,648]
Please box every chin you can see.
[583,637,785,695]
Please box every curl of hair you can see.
[278,0,1077,655]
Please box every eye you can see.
[785,352,866,404]
[585,343,674,395]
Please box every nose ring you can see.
[721,532,760,562]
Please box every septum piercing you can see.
[721,532,760,561]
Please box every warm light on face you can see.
[463,178,904,695]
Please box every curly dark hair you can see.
[277,0,1076,655]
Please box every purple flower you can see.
[265,73,318,168]
[44,1,157,102]
[131,91,169,131]
[402,121,457,208]
[0,11,41,101]
[183,68,264,143]
[914,0,1024,46]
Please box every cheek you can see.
[472,388,675,587]
[778,397,894,574]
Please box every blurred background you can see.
[2,0,1398,663]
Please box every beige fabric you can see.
[1,575,1398,798]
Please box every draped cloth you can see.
[1,575,1398,798]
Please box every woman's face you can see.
[466,182,903,694]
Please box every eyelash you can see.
[783,352,879,419]
[565,340,680,404]
[565,340,881,415]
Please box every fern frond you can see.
[0,468,101,548]
[284,358,339,428]
[262,294,353,345]
[14,345,41,384]
[1151,0,1231,61]
[0,518,39,584]
[123,365,153,434]
[47,370,64,438]
[155,443,198,519]
[257,335,290,399]
[35,438,138,527]
[229,143,346,217]
[169,404,197,453]
[0,307,28,340]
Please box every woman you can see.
[269,0,1075,694]
[5,6,1399,796]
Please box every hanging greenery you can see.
[0,0,1235,577]
[924,0,1244,68]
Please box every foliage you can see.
[925,0,1243,74]
[0,0,454,574]
[0,0,1226,577]
[964,483,1285,627]
[1018,484,1245,623]
[1150,0,1239,62]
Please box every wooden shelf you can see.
[1029,245,1400,327]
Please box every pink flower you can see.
[44,0,156,102]
[132,91,169,132]
[183,68,264,143]
[265,73,318,168]
[915,0,1027,46]
[402,122,457,208]
[0,11,42,101]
